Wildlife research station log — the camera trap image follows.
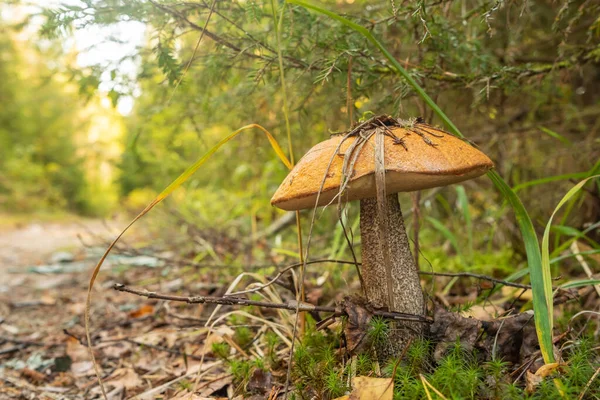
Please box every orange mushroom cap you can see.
[271,124,494,211]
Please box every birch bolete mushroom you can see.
[271,116,494,355]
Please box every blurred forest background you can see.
[1,0,598,271]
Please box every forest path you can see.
[0,218,111,269]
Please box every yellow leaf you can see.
[350,376,393,400]
[535,362,561,377]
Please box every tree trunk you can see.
[360,194,424,358]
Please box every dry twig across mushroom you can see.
[271,115,494,358]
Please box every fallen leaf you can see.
[21,368,47,383]
[461,305,504,321]
[66,338,89,362]
[526,370,543,393]
[129,304,154,318]
[501,286,533,301]
[535,363,561,377]
[198,374,233,396]
[70,361,94,377]
[350,376,393,400]
[105,367,143,391]
[101,342,132,359]
[342,297,372,355]
[429,307,481,361]
[246,369,271,394]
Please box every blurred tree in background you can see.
[0,6,123,215]
[3,0,599,265]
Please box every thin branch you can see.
[113,283,433,324]
[149,0,264,60]
[418,270,533,289]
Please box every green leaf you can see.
[538,126,572,145]
[558,279,600,290]
[512,172,589,192]
[550,249,600,264]
[541,176,600,338]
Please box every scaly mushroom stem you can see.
[360,194,424,357]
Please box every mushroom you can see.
[271,116,494,355]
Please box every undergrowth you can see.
[218,317,599,399]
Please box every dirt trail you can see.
[0,219,111,269]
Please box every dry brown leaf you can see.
[501,286,533,301]
[68,302,86,315]
[70,361,94,377]
[526,370,543,393]
[21,368,47,384]
[66,337,90,362]
[135,328,179,348]
[105,367,143,391]
[171,390,226,400]
[246,369,271,394]
[128,304,154,318]
[461,305,504,321]
[350,376,393,400]
[198,374,233,396]
[101,342,132,359]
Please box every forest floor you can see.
[0,216,265,399]
[0,216,598,399]
[0,217,211,399]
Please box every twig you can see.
[578,365,600,400]
[113,283,432,324]
[571,242,600,298]
[418,270,533,290]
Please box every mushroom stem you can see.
[360,194,424,355]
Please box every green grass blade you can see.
[488,170,553,363]
[538,126,572,145]
[541,176,600,331]
[288,0,555,364]
[551,249,600,264]
[512,172,589,192]
[558,279,600,290]
[551,220,600,257]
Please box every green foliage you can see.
[292,319,345,398]
[367,316,390,345]
[0,12,121,216]
[233,326,254,348]
[229,359,253,383]
[211,342,230,360]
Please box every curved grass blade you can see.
[488,170,552,363]
[551,249,600,264]
[288,0,554,364]
[512,172,589,192]
[558,279,600,290]
[542,176,600,329]
[85,124,291,397]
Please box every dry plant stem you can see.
[112,283,432,324]
[412,191,421,269]
[374,130,395,309]
[360,195,424,356]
